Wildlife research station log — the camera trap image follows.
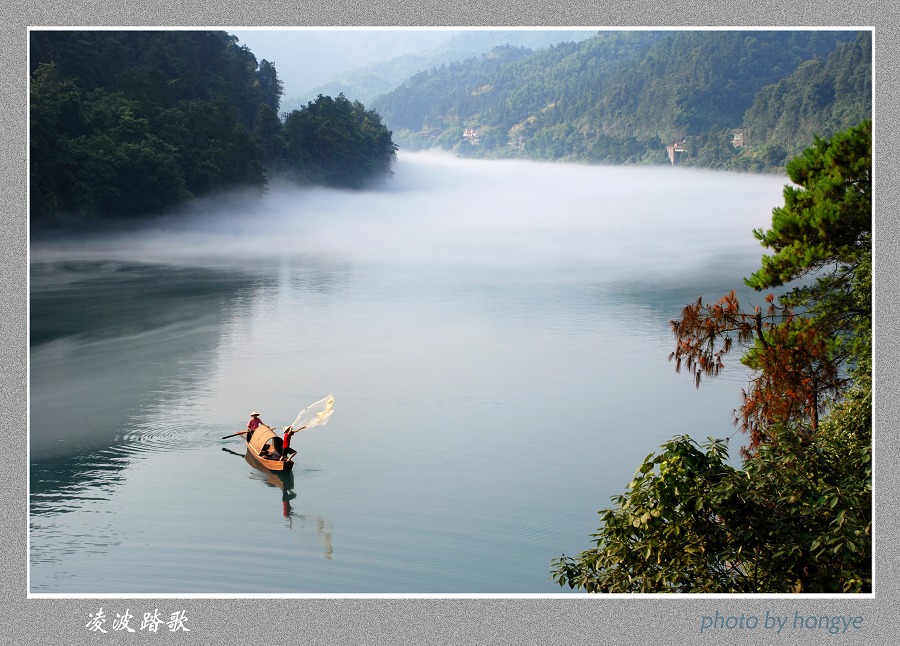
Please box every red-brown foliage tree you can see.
[670,291,844,454]
[669,120,870,455]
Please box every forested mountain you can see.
[372,30,871,171]
[29,30,871,228]
[740,33,872,168]
[29,30,397,227]
[296,30,595,108]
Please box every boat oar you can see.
[222,431,249,440]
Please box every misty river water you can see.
[29,152,789,594]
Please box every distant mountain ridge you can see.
[370,30,872,172]
[289,30,596,109]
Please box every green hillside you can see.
[29,30,397,228]
[295,30,595,108]
[372,30,871,171]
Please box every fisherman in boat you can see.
[281,425,306,461]
[246,411,264,442]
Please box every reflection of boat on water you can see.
[243,452,301,520]
[221,445,334,558]
[222,445,297,514]
[244,423,296,472]
[221,445,296,500]
[243,451,296,501]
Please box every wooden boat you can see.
[244,423,297,472]
[244,451,296,490]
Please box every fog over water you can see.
[30,153,793,593]
[31,151,787,281]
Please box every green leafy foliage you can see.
[747,119,871,384]
[29,30,397,227]
[281,94,398,189]
[748,119,871,289]
[553,122,871,592]
[552,401,871,593]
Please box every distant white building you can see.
[666,140,686,165]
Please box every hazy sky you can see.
[228,28,596,102]
[229,28,460,98]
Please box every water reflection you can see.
[30,450,132,516]
[29,157,789,592]
[29,259,352,507]
[221,447,335,559]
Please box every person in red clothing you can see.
[280,425,306,461]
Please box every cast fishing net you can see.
[289,394,335,431]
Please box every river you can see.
[29,152,789,594]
